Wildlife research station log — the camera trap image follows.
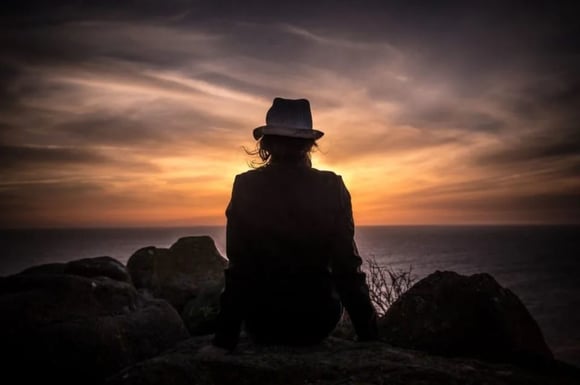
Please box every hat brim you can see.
[253,125,324,140]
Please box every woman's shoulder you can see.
[235,168,266,180]
[237,167,341,179]
[310,167,340,178]
[233,167,344,191]
[307,168,347,190]
[308,168,343,183]
[231,168,268,187]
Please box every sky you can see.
[1,1,579,227]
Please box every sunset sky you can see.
[1,1,579,227]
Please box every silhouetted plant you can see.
[332,256,415,339]
[365,257,415,317]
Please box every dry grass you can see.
[365,257,415,317]
[332,257,415,339]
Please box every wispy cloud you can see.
[280,24,402,56]
[1,2,578,226]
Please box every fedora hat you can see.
[253,97,324,140]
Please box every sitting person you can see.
[210,97,378,352]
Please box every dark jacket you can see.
[213,163,378,350]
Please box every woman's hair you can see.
[246,135,318,168]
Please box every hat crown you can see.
[265,98,313,130]
[252,97,324,140]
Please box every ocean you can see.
[1,225,579,366]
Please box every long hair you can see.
[246,135,318,168]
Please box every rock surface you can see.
[4,235,577,385]
[65,256,132,283]
[107,335,580,385]
[182,282,224,336]
[0,272,190,385]
[127,236,227,314]
[19,261,67,275]
[18,256,131,283]
[379,270,553,364]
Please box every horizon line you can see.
[1,223,579,231]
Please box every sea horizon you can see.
[2,223,579,230]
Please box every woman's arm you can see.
[330,176,378,341]
[212,176,251,351]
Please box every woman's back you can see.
[227,164,347,275]
[211,97,378,351]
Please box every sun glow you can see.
[2,15,578,227]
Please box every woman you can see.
[210,97,378,352]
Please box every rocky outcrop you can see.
[127,236,226,311]
[106,335,580,385]
[0,272,190,385]
[4,234,577,385]
[127,236,227,334]
[65,256,132,283]
[18,261,67,275]
[18,255,131,283]
[378,271,553,364]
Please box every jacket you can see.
[213,163,378,350]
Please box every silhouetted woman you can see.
[211,97,378,352]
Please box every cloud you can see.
[280,24,401,55]
[0,174,233,228]
[412,190,580,224]
[476,132,580,166]
[0,145,107,167]
[1,1,579,226]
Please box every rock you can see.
[106,335,580,385]
[126,246,168,289]
[19,262,66,275]
[18,256,131,283]
[181,283,223,336]
[127,236,227,316]
[0,272,190,385]
[65,256,131,283]
[378,270,553,364]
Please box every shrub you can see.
[365,257,415,317]
[332,257,415,339]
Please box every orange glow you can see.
[1,22,578,227]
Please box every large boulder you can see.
[0,272,190,385]
[127,236,227,334]
[18,256,131,283]
[378,271,553,364]
[126,247,170,289]
[18,262,66,275]
[65,256,132,283]
[106,335,579,385]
